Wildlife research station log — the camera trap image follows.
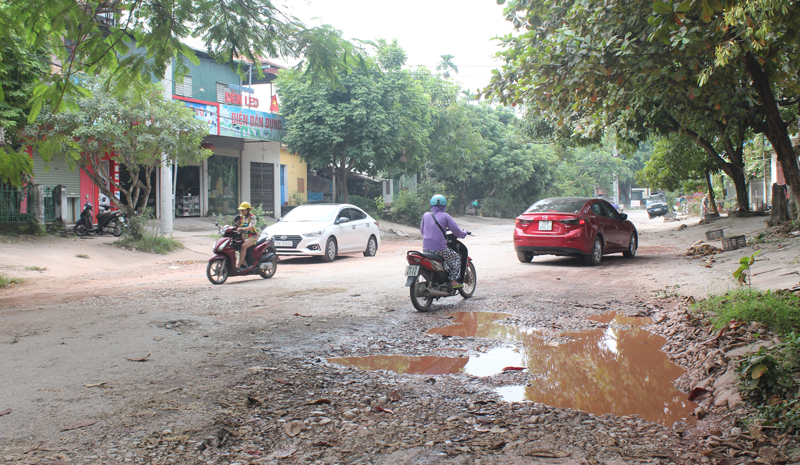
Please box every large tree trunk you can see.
[742,52,800,219]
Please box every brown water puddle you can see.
[588,311,653,326]
[329,312,694,425]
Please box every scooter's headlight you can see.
[303,230,322,238]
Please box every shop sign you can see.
[225,84,259,108]
[180,100,219,135]
[219,104,285,142]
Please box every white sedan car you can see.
[260,204,380,262]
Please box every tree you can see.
[0,2,364,186]
[649,0,800,218]
[411,68,486,211]
[486,0,758,213]
[276,64,431,204]
[0,32,51,187]
[27,75,211,236]
[436,54,459,79]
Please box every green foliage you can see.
[290,191,307,207]
[692,289,800,335]
[115,208,183,254]
[27,73,212,220]
[737,348,794,405]
[21,220,47,237]
[277,60,431,203]
[374,196,386,214]
[0,273,24,288]
[0,31,52,186]
[733,250,761,286]
[636,135,712,192]
[390,180,448,226]
[347,195,377,214]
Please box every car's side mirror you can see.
[336,216,350,224]
[620,213,628,221]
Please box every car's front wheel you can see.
[321,237,337,262]
[623,233,637,258]
[584,237,603,266]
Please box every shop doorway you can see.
[208,156,239,215]
[175,165,201,216]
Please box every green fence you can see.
[0,185,32,223]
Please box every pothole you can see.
[328,311,696,426]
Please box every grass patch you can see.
[0,273,24,288]
[25,266,47,271]
[692,289,800,335]
[115,235,183,254]
[75,254,90,259]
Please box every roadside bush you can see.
[348,195,378,215]
[115,207,183,254]
[290,191,307,207]
[390,180,448,226]
[480,196,530,219]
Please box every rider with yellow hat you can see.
[236,202,257,270]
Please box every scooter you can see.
[74,202,125,237]
[404,232,476,312]
[206,225,278,284]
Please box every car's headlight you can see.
[303,230,322,238]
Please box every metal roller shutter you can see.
[31,153,81,196]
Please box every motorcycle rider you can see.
[420,194,469,289]
[235,202,258,270]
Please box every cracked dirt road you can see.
[0,209,797,463]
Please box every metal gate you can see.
[250,162,274,214]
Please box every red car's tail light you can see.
[516,218,533,225]
[559,218,585,226]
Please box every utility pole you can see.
[612,144,620,206]
[159,60,174,234]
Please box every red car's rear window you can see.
[524,198,589,214]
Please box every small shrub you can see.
[25,266,46,271]
[0,273,24,288]
[290,191,307,207]
[75,254,90,259]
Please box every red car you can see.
[513,197,637,265]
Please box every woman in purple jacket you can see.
[420,194,469,289]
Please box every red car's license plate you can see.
[538,220,552,231]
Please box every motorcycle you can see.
[206,224,278,284]
[404,232,476,312]
[74,202,125,237]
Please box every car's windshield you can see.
[525,198,589,214]
[281,205,338,222]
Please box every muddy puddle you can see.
[329,312,695,425]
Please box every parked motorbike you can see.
[404,232,476,312]
[74,202,125,237]
[206,224,278,284]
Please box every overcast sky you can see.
[283,0,519,93]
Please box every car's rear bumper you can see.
[515,245,588,255]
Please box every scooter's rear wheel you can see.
[109,219,123,237]
[74,223,88,236]
[410,274,434,312]
[458,262,476,298]
[207,259,228,284]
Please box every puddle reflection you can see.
[328,312,694,425]
[588,311,653,326]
